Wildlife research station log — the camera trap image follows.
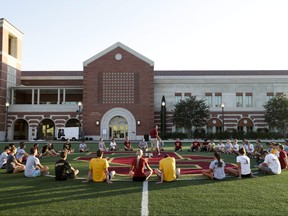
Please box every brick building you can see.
[1,18,288,141]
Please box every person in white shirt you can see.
[217,140,225,153]
[0,146,10,169]
[258,150,281,175]
[110,138,119,151]
[227,148,255,179]
[25,148,49,177]
[98,138,107,151]
[139,138,148,153]
[203,151,226,180]
[231,139,240,154]
[15,142,29,163]
[79,139,89,152]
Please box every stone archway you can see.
[13,119,29,140]
[101,108,136,140]
[39,119,55,140]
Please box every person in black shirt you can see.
[55,151,79,181]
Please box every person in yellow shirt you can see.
[155,154,180,184]
[83,150,115,184]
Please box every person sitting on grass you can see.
[278,144,288,169]
[0,146,10,169]
[188,139,201,152]
[226,148,256,179]
[42,141,59,156]
[98,138,108,151]
[15,142,29,163]
[79,139,89,152]
[33,143,43,158]
[110,138,119,151]
[139,138,148,155]
[63,139,74,153]
[231,139,240,155]
[124,136,133,151]
[224,139,233,154]
[253,139,264,165]
[6,146,25,174]
[206,140,216,152]
[24,148,49,177]
[271,142,279,157]
[174,138,182,152]
[55,151,79,181]
[154,154,181,184]
[202,151,226,180]
[129,149,153,182]
[257,150,281,175]
[216,140,225,153]
[83,149,116,184]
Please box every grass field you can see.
[0,141,287,216]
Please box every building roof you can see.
[83,42,154,67]
[154,70,288,76]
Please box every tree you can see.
[172,96,210,137]
[264,94,288,137]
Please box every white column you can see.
[32,89,34,105]
[37,89,40,104]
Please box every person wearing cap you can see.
[83,149,115,184]
[155,154,181,184]
[258,150,281,175]
[278,144,288,169]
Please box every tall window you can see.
[205,93,212,107]
[215,93,222,107]
[175,93,182,103]
[236,93,243,107]
[245,93,253,107]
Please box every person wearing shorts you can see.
[83,149,115,184]
[24,147,49,177]
[226,148,256,179]
[129,149,153,182]
[258,150,281,175]
[150,125,161,157]
[55,151,79,181]
[6,146,25,174]
[155,154,180,184]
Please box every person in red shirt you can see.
[124,137,133,151]
[278,144,288,169]
[129,149,153,181]
[174,138,182,152]
[189,139,200,152]
[150,125,161,157]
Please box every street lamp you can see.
[221,103,225,132]
[78,101,82,140]
[161,101,166,136]
[4,102,10,142]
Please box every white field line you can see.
[141,181,149,216]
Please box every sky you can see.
[1,0,288,71]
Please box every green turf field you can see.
[0,141,287,216]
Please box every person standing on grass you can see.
[55,151,79,180]
[0,146,10,169]
[278,144,288,169]
[83,149,116,184]
[24,148,49,177]
[226,148,255,179]
[150,125,161,157]
[203,151,226,180]
[6,146,25,174]
[155,154,181,184]
[258,150,281,175]
[129,149,153,181]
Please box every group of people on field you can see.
[1,126,287,183]
[202,138,288,180]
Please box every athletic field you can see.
[0,141,287,216]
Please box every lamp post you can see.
[221,103,225,132]
[78,101,82,140]
[4,102,10,142]
[161,101,166,136]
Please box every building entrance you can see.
[109,116,128,139]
